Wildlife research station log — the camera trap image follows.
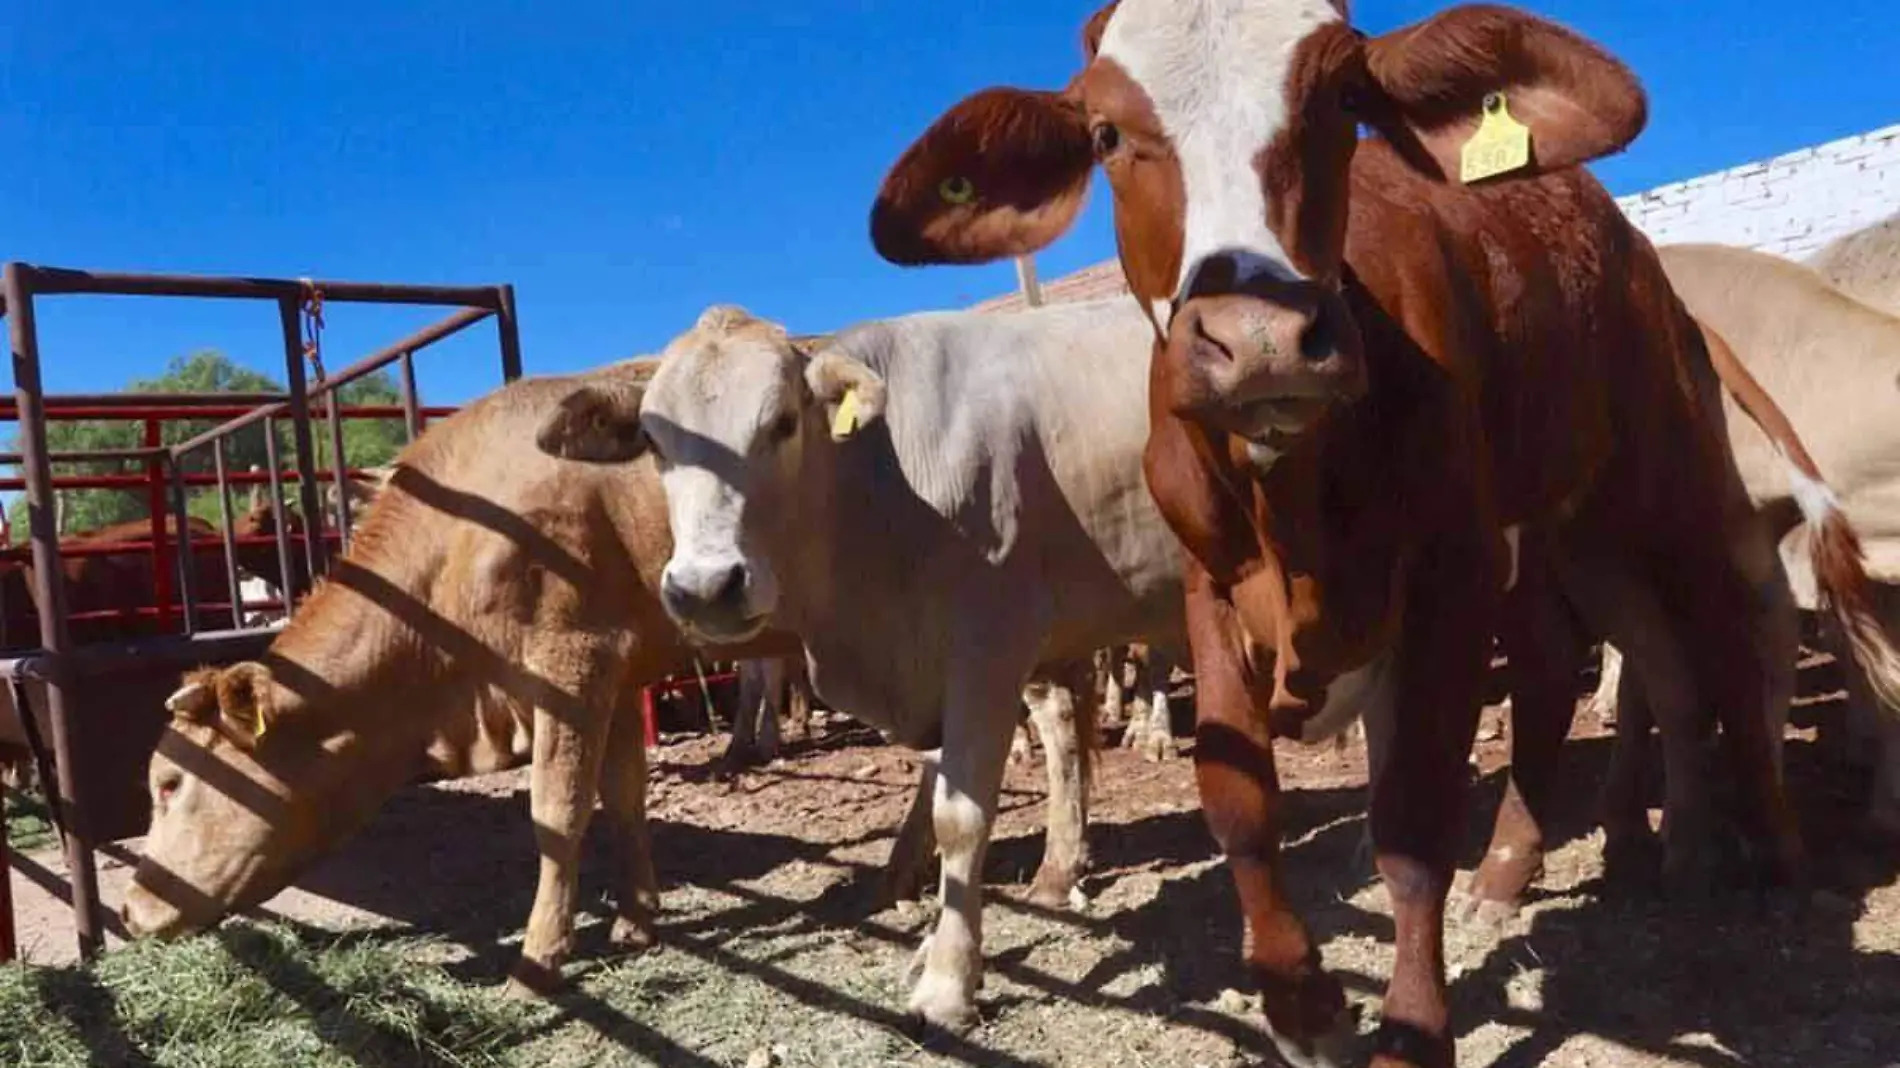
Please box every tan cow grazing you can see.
[123,359,1107,997]
[122,360,787,994]
[1576,244,1900,837]
[547,299,1189,1029]
[866,5,1896,1065]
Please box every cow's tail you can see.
[1698,316,1900,710]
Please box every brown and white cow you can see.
[868,5,1889,1065]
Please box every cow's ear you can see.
[163,672,220,724]
[536,380,649,463]
[871,87,1094,266]
[1361,4,1646,184]
[1080,2,1118,61]
[804,351,887,442]
[213,662,278,747]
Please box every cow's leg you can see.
[1830,589,1900,836]
[598,683,660,951]
[1097,645,1128,730]
[510,643,617,995]
[1025,662,1092,908]
[1464,537,1591,923]
[756,658,785,762]
[1600,651,1662,889]
[725,660,765,769]
[905,658,1023,1030]
[1586,643,1624,727]
[1366,540,1501,1068]
[786,660,814,744]
[1185,570,1349,1067]
[884,749,940,905]
[1133,646,1179,762]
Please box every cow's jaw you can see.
[1096,0,1343,302]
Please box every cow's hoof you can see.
[1139,732,1177,763]
[1451,887,1520,934]
[502,960,564,1001]
[1026,865,1081,910]
[609,915,657,953]
[1264,1004,1355,1068]
[906,974,979,1034]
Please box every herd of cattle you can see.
[7,3,1888,1066]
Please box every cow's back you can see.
[1661,242,1900,588]
[1342,141,1717,538]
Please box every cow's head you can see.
[122,662,406,939]
[872,1,1644,443]
[538,307,884,644]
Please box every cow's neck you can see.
[255,560,445,772]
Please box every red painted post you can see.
[642,687,659,748]
[144,419,174,632]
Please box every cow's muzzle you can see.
[660,556,771,642]
[1162,280,1366,441]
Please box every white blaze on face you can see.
[642,346,789,622]
[1097,0,1343,300]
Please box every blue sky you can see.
[4,0,1898,409]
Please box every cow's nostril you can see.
[1298,305,1335,364]
[713,564,748,607]
[1190,309,1235,364]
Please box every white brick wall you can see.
[1617,123,1900,260]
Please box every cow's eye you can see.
[155,773,182,806]
[768,412,798,444]
[1091,122,1122,159]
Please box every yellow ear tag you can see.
[252,713,270,741]
[1460,91,1532,184]
[830,387,862,440]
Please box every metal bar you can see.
[0,534,340,565]
[262,421,298,607]
[496,284,523,383]
[398,352,421,442]
[4,628,276,682]
[0,467,401,494]
[213,440,244,627]
[4,262,102,960]
[304,307,491,401]
[323,395,352,551]
[16,264,505,310]
[168,460,198,635]
[143,421,174,634]
[0,447,168,465]
[0,403,457,425]
[279,298,329,581]
[1014,255,1045,307]
[160,308,488,455]
[5,392,288,411]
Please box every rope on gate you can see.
[297,278,328,385]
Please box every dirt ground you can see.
[8,669,1900,1068]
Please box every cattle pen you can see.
[0,262,525,964]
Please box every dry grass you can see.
[0,922,535,1068]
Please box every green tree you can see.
[7,351,410,537]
